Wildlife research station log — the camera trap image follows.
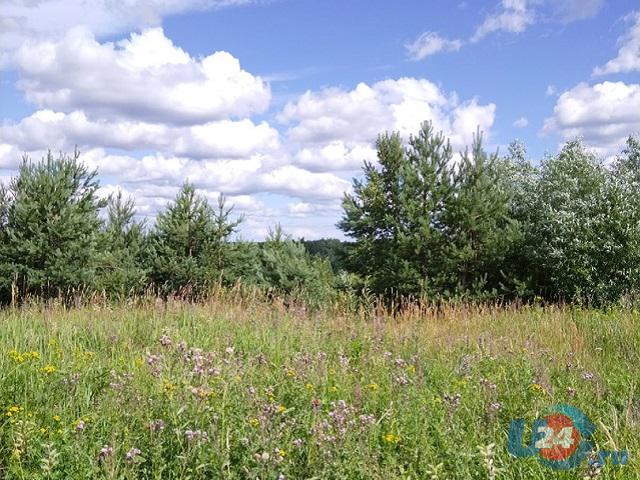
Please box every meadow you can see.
[1,294,638,479]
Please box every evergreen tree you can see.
[340,122,519,299]
[0,151,105,301]
[146,183,240,295]
[441,131,521,296]
[96,191,148,297]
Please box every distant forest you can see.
[1,122,640,307]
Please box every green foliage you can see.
[301,238,349,272]
[0,151,105,301]
[340,122,520,299]
[95,191,148,297]
[1,301,639,478]
[145,183,240,296]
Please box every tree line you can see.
[1,122,639,307]
[341,123,640,306]
[0,151,334,305]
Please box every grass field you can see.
[0,295,638,479]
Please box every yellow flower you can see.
[42,364,56,374]
[277,405,287,414]
[329,386,338,393]
[530,383,545,394]
[406,365,416,374]
[163,380,175,393]
[286,368,296,378]
[29,351,40,360]
[305,383,315,391]
[328,368,336,375]
[249,418,260,428]
[39,427,47,434]
[9,350,25,363]
[8,406,20,413]
[384,433,401,444]
[368,383,379,391]
[276,448,287,458]
[53,415,61,422]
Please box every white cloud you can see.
[0,110,280,159]
[279,78,496,154]
[0,0,255,65]
[543,81,640,155]
[471,0,535,43]
[294,142,377,172]
[288,201,342,218]
[15,27,270,124]
[593,11,640,76]
[550,0,604,22]
[406,32,463,60]
[513,116,529,128]
[545,84,557,96]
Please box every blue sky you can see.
[1,0,639,239]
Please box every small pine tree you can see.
[146,183,240,296]
[96,191,148,297]
[0,150,105,301]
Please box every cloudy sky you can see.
[1,0,639,239]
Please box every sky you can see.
[1,0,639,240]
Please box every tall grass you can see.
[0,295,637,478]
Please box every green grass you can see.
[0,297,638,479]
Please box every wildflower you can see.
[406,365,416,374]
[159,334,172,347]
[367,383,379,391]
[305,383,315,391]
[125,447,142,463]
[292,438,304,447]
[530,383,545,393]
[249,418,260,428]
[581,371,594,381]
[39,427,47,434]
[52,415,61,422]
[29,351,40,360]
[99,445,114,460]
[384,433,401,444]
[329,386,338,393]
[359,414,376,427]
[277,405,287,414]
[74,420,85,433]
[163,380,175,394]
[286,368,296,377]
[42,364,56,374]
[255,451,270,462]
[185,429,208,442]
[149,419,165,432]
[274,447,286,462]
[225,346,235,356]
[567,387,577,397]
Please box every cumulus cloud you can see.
[406,32,463,60]
[593,11,640,76]
[279,78,495,150]
[15,27,270,124]
[471,0,535,43]
[0,110,280,159]
[0,0,255,64]
[543,81,640,155]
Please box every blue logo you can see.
[507,404,628,470]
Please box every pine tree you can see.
[96,191,148,297]
[146,183,240,295]
[0,150,105,301]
